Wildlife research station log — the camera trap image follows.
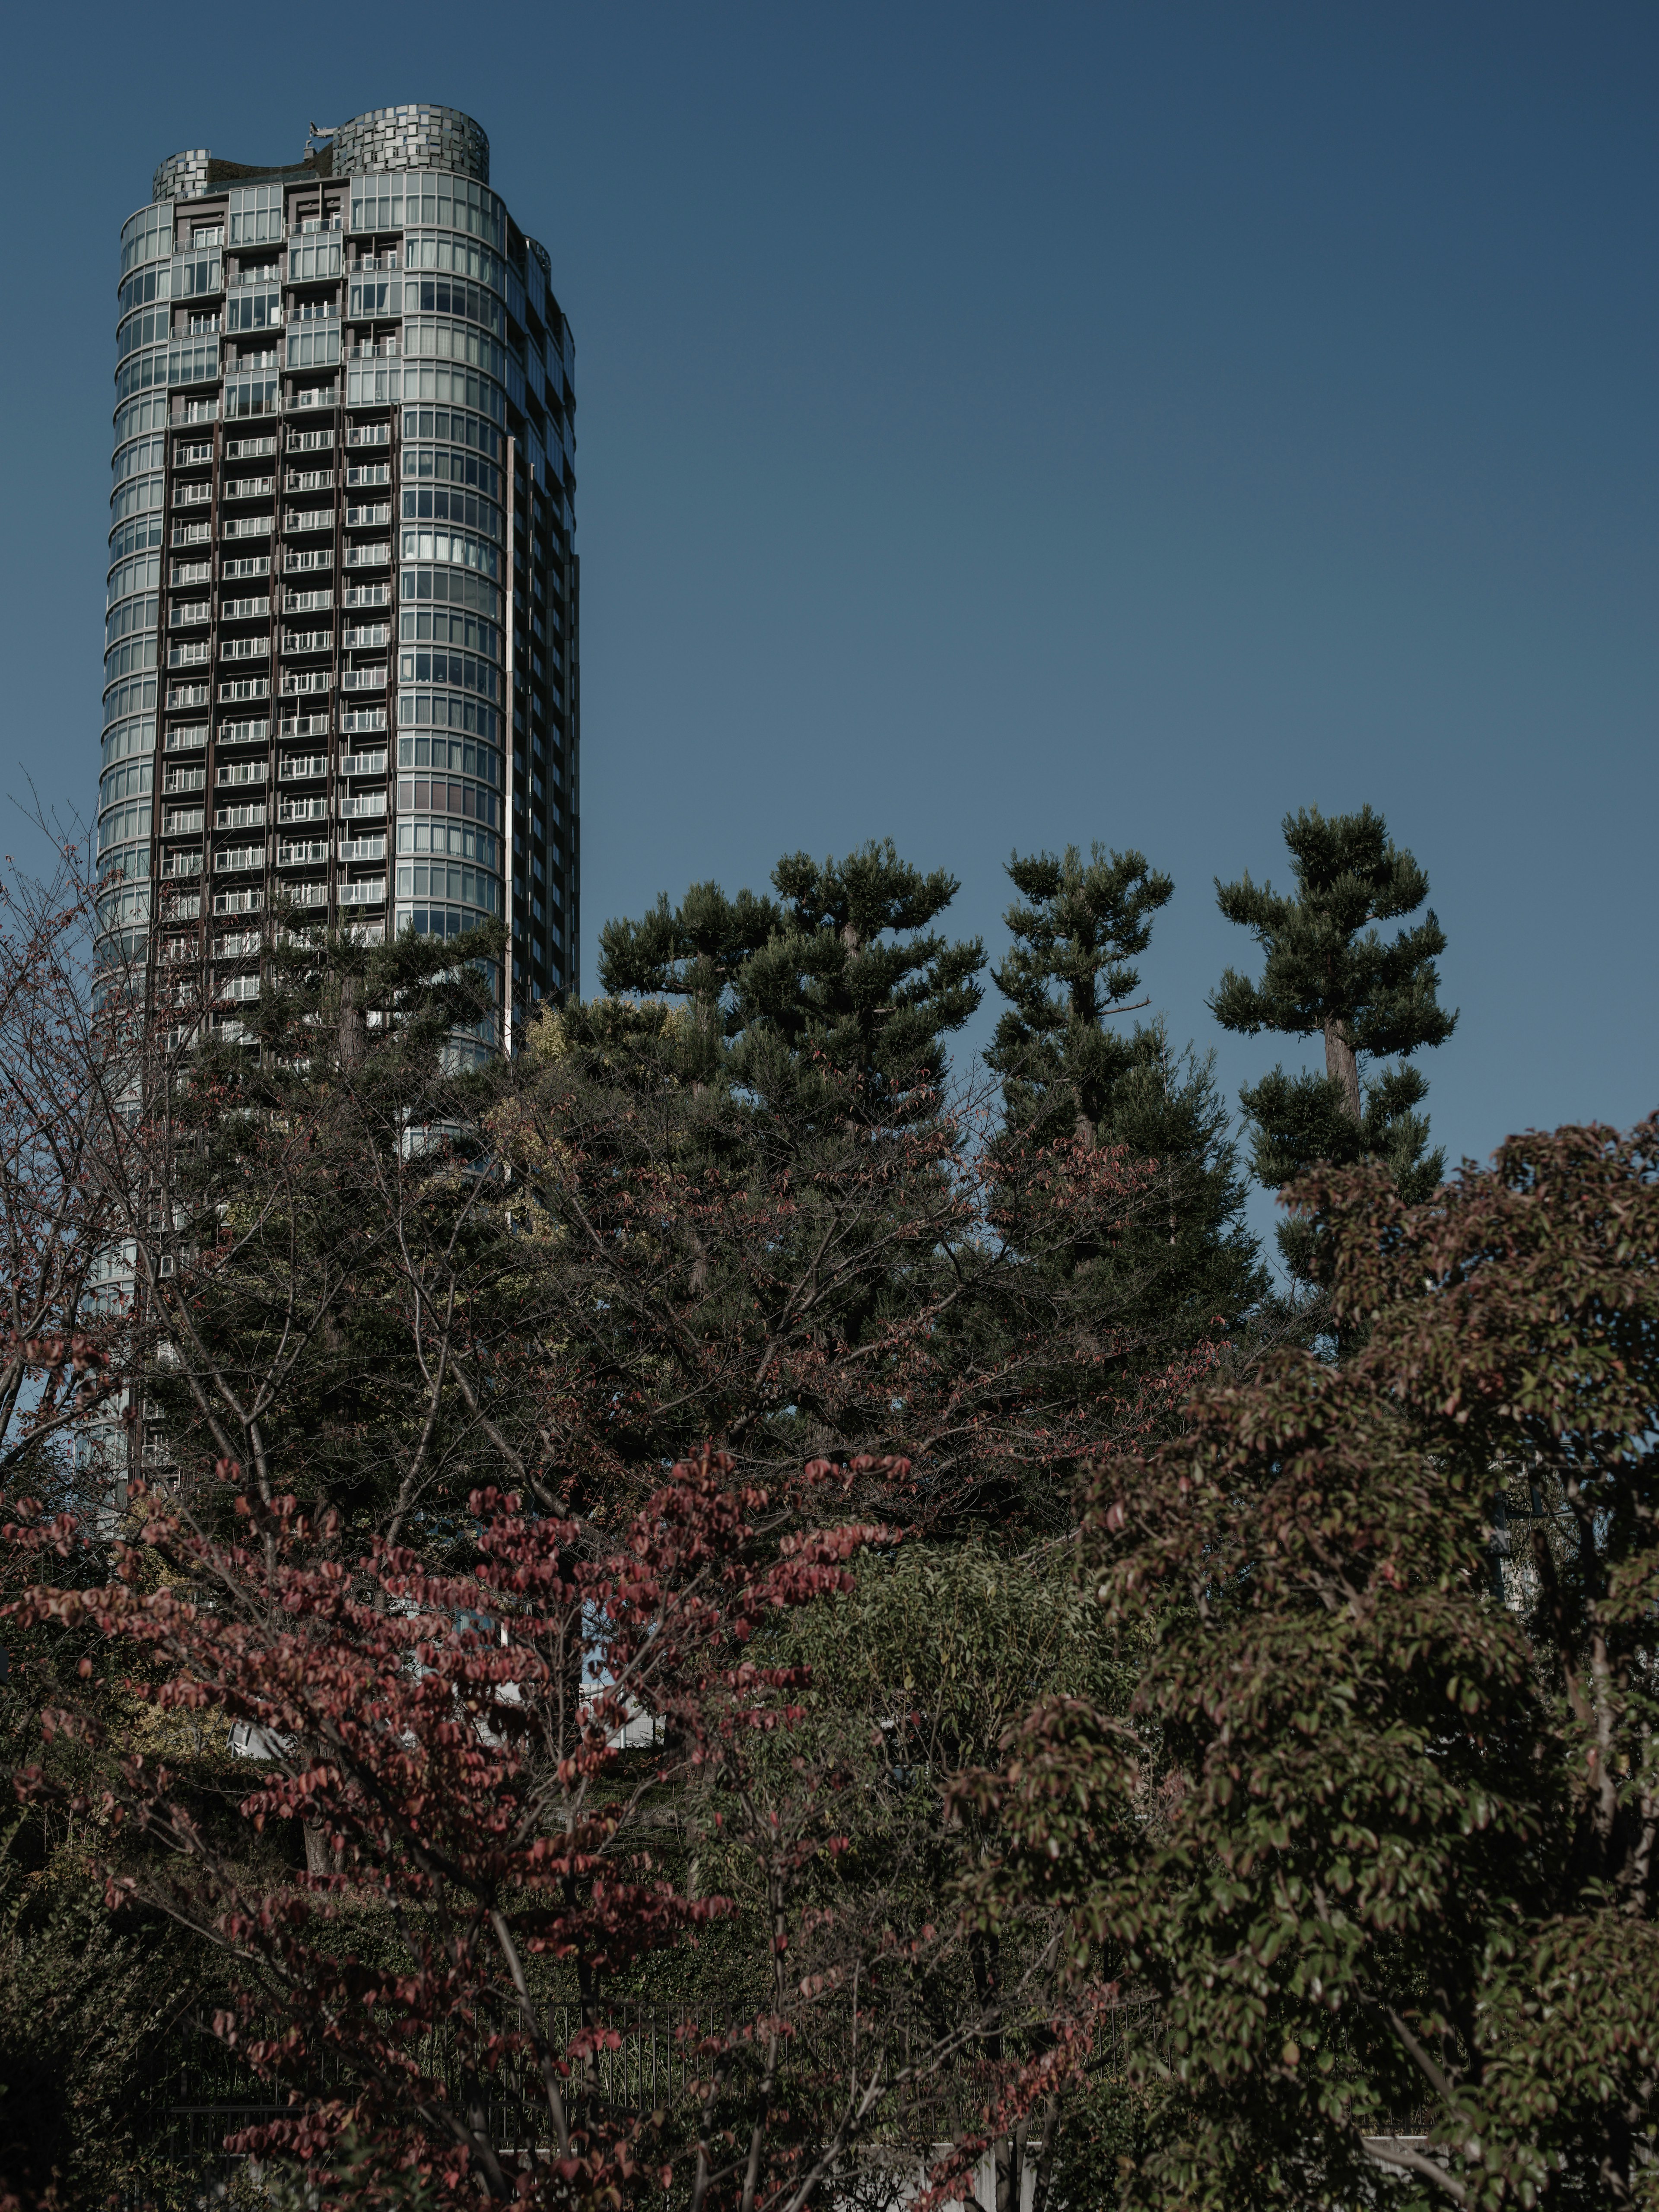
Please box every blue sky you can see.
[2,3,1653,1256]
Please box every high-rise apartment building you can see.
[102,105,578,1051]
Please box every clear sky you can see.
[3,3,1653,1257]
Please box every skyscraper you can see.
[102,104,578,1053]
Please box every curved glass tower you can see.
[102,105,578,1053]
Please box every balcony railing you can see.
[347,425,391,448]
[337,792,387,820]
[339,878,387,906]
[171,523,211,549]
[223,476,275,500]
[345,503,391,528]
[340,667,387,691]
[340,708,387,734]
[276,840,329,869]
[216,760,268,787]
[214,804,267,831]
[215,845,265,873]
[341,584,391,609]
[168,643,210,670]
[338,751,388,778]
[279,796,328,824]
[279,755,329,783]
[173,483,212,509]
[283,549,334,574]
[218,678,270,703]
[277,712,331,739]
[280,671,333,696]
[220,637,269,662]
[285,507,336,534]
[169,602,210,629]
[344,543,390,569]
[212,889,263,916]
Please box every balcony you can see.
[169,602,210,629]
[341,583,391,609]
[279,796,328,824]
[340,708,387,734]
[161,850,203,878]
[221,515,273,541]
[348,340,399,360]
[168,642,210,670]
[280,671,333,697]
[285,507,335,534]
[214,804,267,832]
[218,677,270,703]
[340,667,387,692]
[219,717,270,744]
[338,833,386,863]
[283,883,329,908]
[346,464,391,489]
[282,629,334,655]
[172,523,211,550]
[171,559,212,587]
[338,750,388,777]
[166,722,209,750]
[283,548,334,575]
[215,845,265,874]
[339,878,387,906]
[216,760,267,788]
[337,792,386,821]
[347,424,391,448]
[284,588,334,615]
[212,888,263,916]
[223,476,275,501]
[276,839,329,869]
[221,596,270,622]
[175,441,214,467]
[285,469,335,493]
[174,400,219,426]
[277,712,331,740]
[279,754,329,782]
[343,625,388,650]
[218,974,260,1003]
[219,636,269,662]
[173,483,212,509]
[163,766,206,795]
[345,503,391,528]
[344,543,390,569]
[164,810,204,836]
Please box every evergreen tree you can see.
[595,880,781,1081]
[732,839,985,1117]
[987,842,1173,1144]
[984,845,1267,1430]
[1210,804,1456,1274]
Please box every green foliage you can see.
[1211,805,1456,1278]
[974,1119,1659,2208]
[984,845,1268,1452]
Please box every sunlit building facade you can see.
[100,104,579,1049]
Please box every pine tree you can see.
[984,845,1266,1414]
[1210,804,1457,1274]
[595,880,781,1081]
[731,840,985,1118]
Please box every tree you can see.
[1210,805,1456,1274]
[10,1450,1066,2212]
[964,1118,1659,2208]
[597,882,782,1083]
[731,841,985,1118]
[985,845,1266,1408]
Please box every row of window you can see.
[398,607,500,658]
[397,775,500,825]
[401,441,500,500]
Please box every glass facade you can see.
[102,104,580,1055]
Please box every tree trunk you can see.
[1323,1015,1361,1122]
